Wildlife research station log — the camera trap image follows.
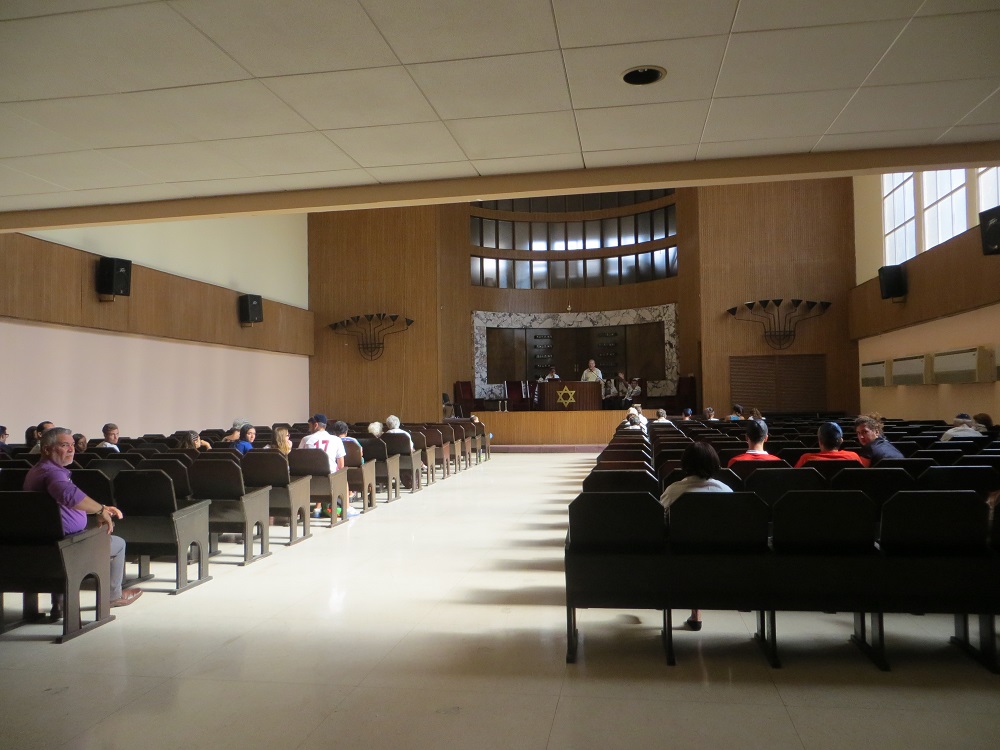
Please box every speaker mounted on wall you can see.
[878,265,907,301]
[238,294,263,327]
[96,257,132,300]
[980,205,1000,256]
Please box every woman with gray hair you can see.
[385,414,414,450]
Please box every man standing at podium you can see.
[580,359,603,383]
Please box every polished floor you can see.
[2,454,999,750]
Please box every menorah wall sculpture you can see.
[725,299,831,350]
[329,314,413,361]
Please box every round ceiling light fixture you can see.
[622,66,666,86]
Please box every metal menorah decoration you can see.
[725,299,831,350]
[328,314,414,361]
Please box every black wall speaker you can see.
[96,257,132,297]
[980,205,1000,255]
[878,265,907,299]
[238,294,263,325]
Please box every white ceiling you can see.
[1,0,999,214]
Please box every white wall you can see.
[28,213,309,309]
[853,174,884,286]
[1,318,309,442]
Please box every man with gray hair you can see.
[24,427,142,618]
[384,414,414,451]
[941,413,984,441]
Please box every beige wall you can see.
[1,317,309,439]
[859,303,1000,420]
[853,175,884,285]
[28,213,309,309]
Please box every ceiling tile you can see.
[583,145,699,168]
[830,79,1000,133]
[866,11,1000,86]
[563,37,727,109]
[169,0,397,77]
[715,22,905,97]
[473,153,585,175]
[553,0,738,47]
[2,150,151,189]
[446,111,580,160]
[813,128,946,151]
[936,123,1000,144]
[0,108,87,157]
[263,68,437,130]
[0,4,249,101]
[703,90,853,141]
[360,0,558,63]
[208,133,359,175]
[576,100,711,151]
[10,81,315,150]
[100,142,256,182]
[0,163,65,196]
[368,162,480,183]
[0,1,142,21]
[324,122,466,167]
[917,0,1000,14]
[165,169,377,197]
[697,136,819,160]
[959,88,1000,126]
[732,0,921,31]
[408,52,571,119]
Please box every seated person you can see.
[703,407,718,421]
[620,413,645,432]
[333,421,362,453]
[543,366,560,381]
[659,442,732,632]
[268,426,292,456]
[794,422,869,467]
[367,422,384,438]
[601,377,619,410]
[728,404,744,421]
[25,427,142,614]
[633,404,648,426]
[96,422,120,452]
[728,419,783,466]
[299,414,346,517]
[974,412,998,440]
[178,430,212,451]
[941,413,985,441]
[854,414,903,463]
[679,408,693,421]
[384,414,414,451]
[233,424,256,455]
[653,409,673,424]
[621,378,642,407]
[0,425,12,457]
[73,433,88,452]
[28,421,55,453]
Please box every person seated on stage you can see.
[28,421,55,453]
[95,422,120,452]
[653,409,673,424]
[794,422,869,467]
[621,378,642,407]
[680,408,693,421]
[659,442,732,632]
[25,427,142,616]
[544,366,560,381]
[580,358,603,383]
[233,424,256,455]
[728,404,744,421]
[940,413,985,441]
[728,419,783,467]
[601,377,618,410]
[73,433,88,453]
[854,414,903,463]
[703,407,718,421]
[384,414,414,451]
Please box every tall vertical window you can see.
[882,167,998,265]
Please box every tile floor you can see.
[1,454,999,749]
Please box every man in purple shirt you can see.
[24,427,142,618]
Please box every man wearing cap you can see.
[298,413,346,473]
[795,422,870,467]
[25,427,142,618]
[728,419,783,467]
[941,413,985,441]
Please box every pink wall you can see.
[3,318,309,441]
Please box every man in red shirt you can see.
[794,422,870,467]
[728,419,783,467]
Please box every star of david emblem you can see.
[556,385,576,408]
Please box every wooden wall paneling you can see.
[308,207,441,423]
[848,225,1000,341]
[695,179,859,415]
[478,410,628,446]
[0,233,313,356]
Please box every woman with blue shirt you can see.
[234,424,256,455]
